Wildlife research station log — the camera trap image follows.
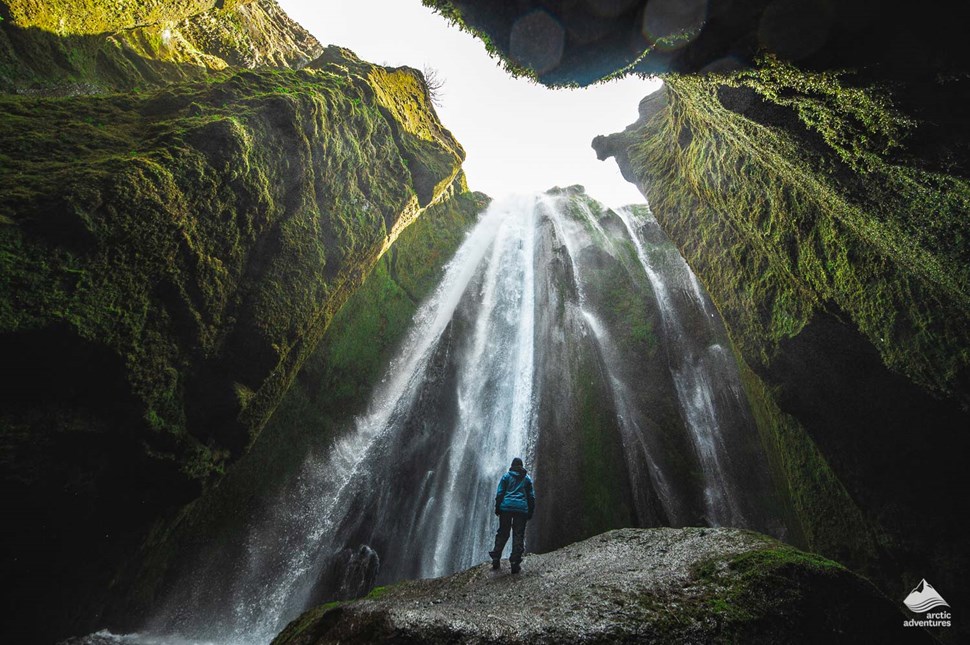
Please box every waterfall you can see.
[539,194,677,525]
[613,205,743,525]
[123,190,784,645]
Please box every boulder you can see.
[274,527,928,644]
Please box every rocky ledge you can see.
[273,527,928,644]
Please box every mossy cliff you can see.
[103,186,490,632]
[593,67,970,623]
[0,0,323,94]
[596,72,969,401]
[0,40,465,640]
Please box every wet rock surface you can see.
[274,527,927,644]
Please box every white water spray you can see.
[614,205,744,525]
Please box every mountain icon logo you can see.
[904,579,950,613]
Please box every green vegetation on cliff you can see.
[0,42,467,640]
[554,191,660,357]
[736,354,880,568]
[0,0,323,93]
[267,186,487,446]
[1,45,464,481]
[3,0,217,35]
[110,183,489,625]
[572,345,636,537]
[593,56,970,633]
[622,66,969,403]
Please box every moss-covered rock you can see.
[274,527,930,644]
[0,45,465,641]
[3,0,216,35]
[421,1,968,88]
[101,186,490,632]
[594,64,970,642]
[0,0,323,94]
[599,72,970,400]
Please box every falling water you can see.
[613,205,744,525]
[111,190,784,645]
[540,194,677,524]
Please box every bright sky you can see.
[278,0,662,208]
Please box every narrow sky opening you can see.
[279,0,662,208]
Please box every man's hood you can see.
[509,467,528,477]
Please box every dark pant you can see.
[489,511,528,564]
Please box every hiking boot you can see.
[510,562,521,574]
[491,558,500,570]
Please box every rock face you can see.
[274,527,927,644]
[593,68,970,634]
[0,0,324,93]
[421,0,967,86]
[4,1,966,642]
[0,36,464,644]
[102,187,490,636]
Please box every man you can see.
[489,457,535,574]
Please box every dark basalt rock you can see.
[422,0,968,85]
[274,527,929,644]
[308,545,382,608]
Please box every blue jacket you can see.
[495,468,535,516]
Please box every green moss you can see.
[574,347,635,536]
[365,585,390,600]
[304,186,486,420]
[689,545,843,624]
[610,280,656,349]
[0,54,465,484]
[590,248,658,357]
[113,187,487,612]
[270,600,345,645]
[626,68,970,403]
[735,355,882,569]
[0,0,321,94]
[629,541,866,642]
[2,0,216,36]
[727,56,915,171]
[593,56,969,636]
[597,57,970,597]
[555,195,660,356]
